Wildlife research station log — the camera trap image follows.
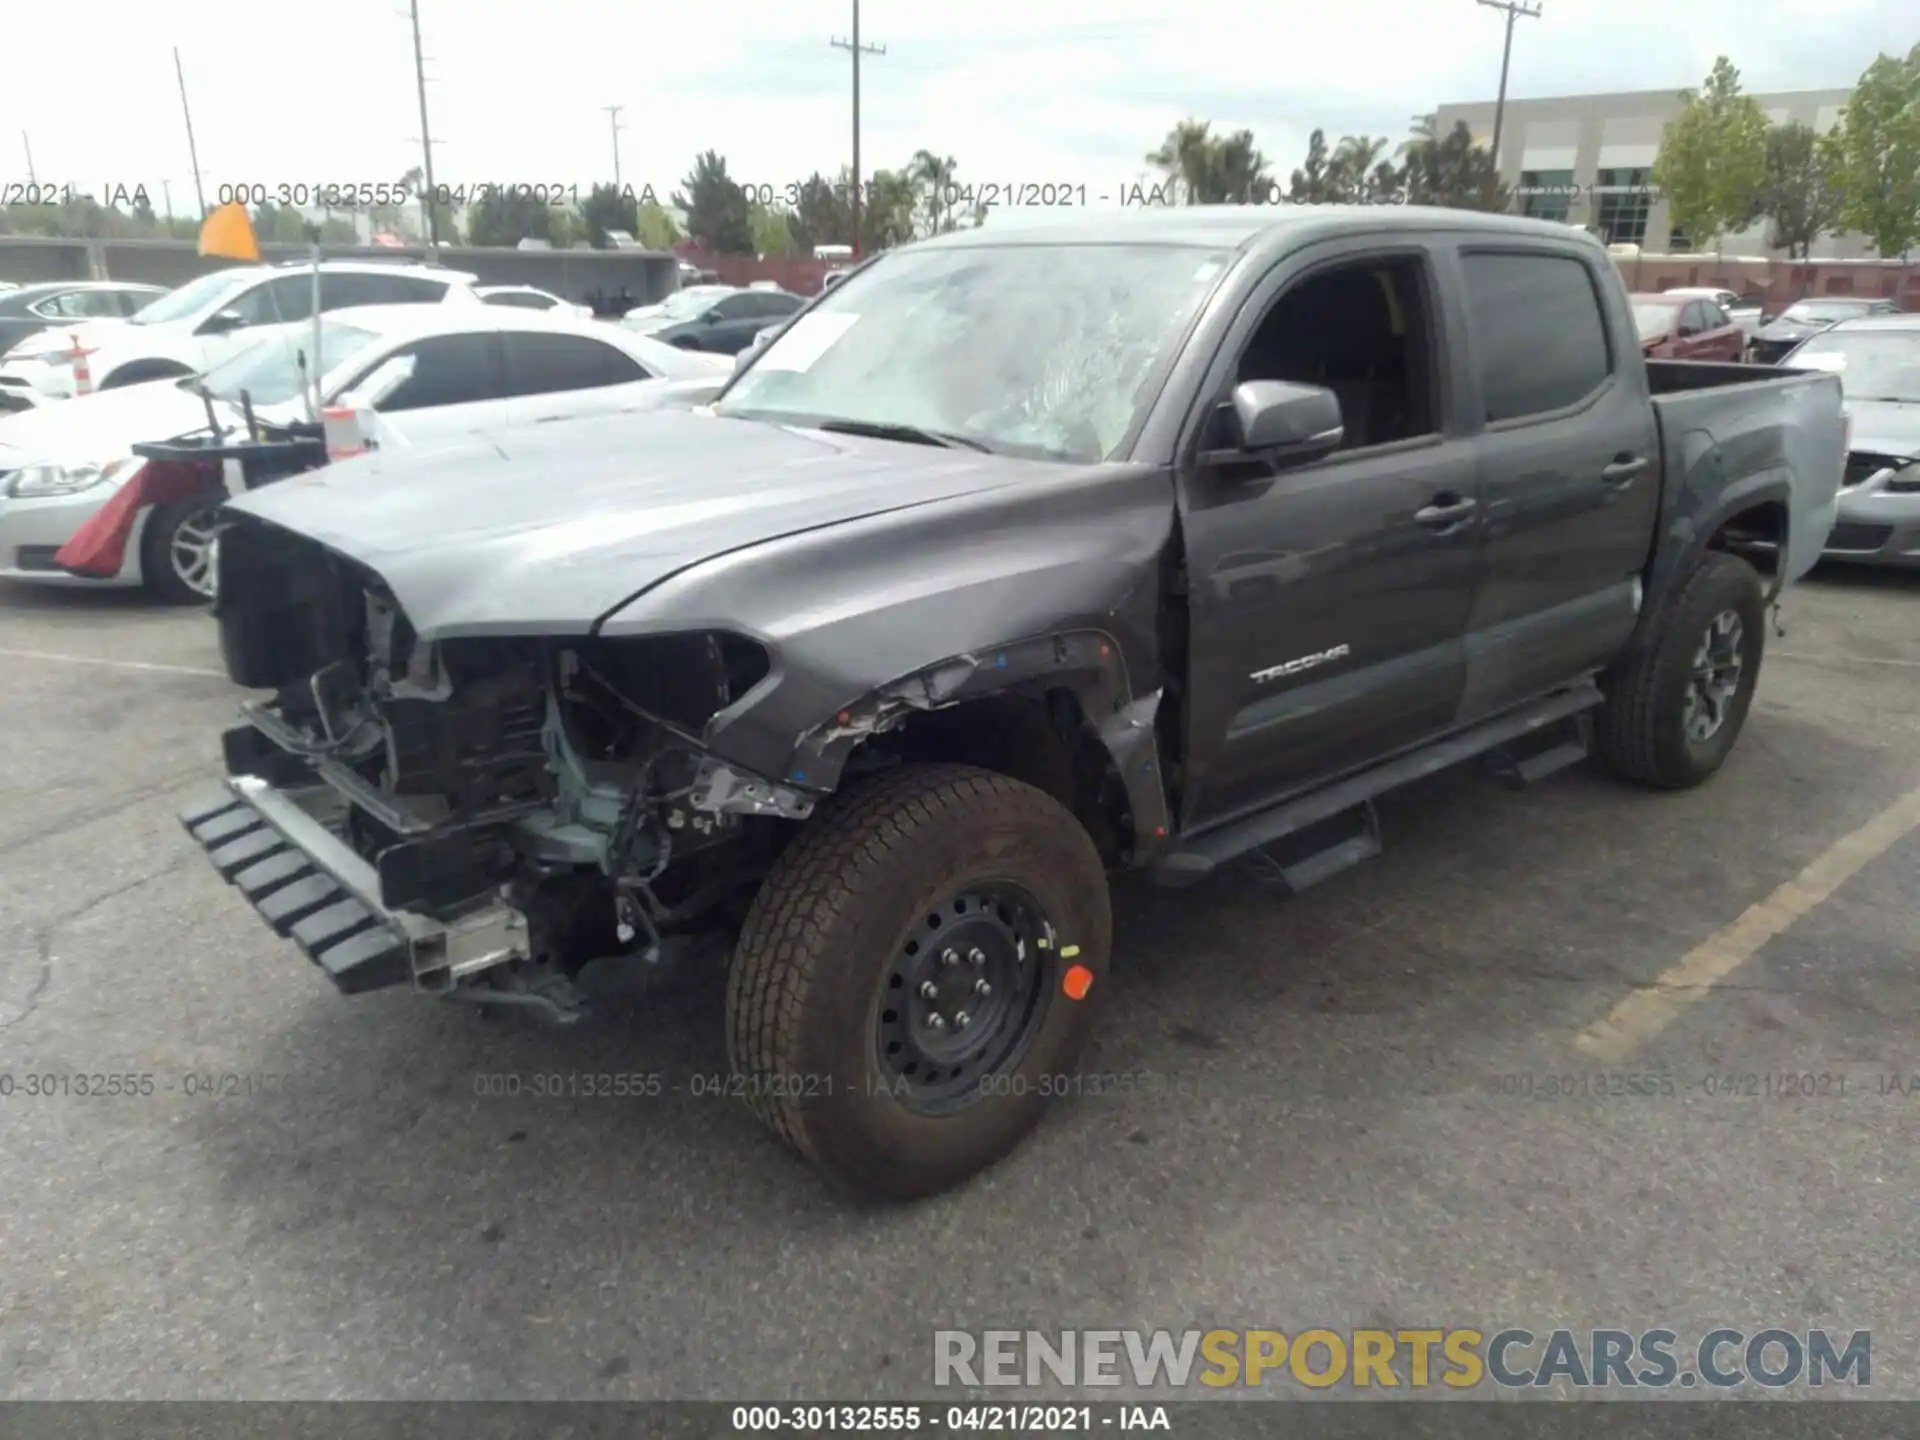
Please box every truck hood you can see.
[1847,398,1920,458]
[224,407,1074,639]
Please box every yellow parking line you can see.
[1575,779,1920,1063]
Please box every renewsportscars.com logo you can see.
[933,1328,1871,1391]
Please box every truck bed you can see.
[1645,359,1845,589]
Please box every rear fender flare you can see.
[1631,461,1792,653]
[784,628,1173,861]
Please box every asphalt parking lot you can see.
[1,569,1917,1403]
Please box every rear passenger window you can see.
[499,332,650,394]
[1461,252,1612,423]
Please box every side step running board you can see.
[1149,682,1603,889]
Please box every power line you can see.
[173,48,207,217]
[829,0,884,256]
[603,105,625,189]
[21,132,34,189]
[1476,0,1542,178]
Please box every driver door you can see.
[200,274,316,368]
[1177,242,1479,829]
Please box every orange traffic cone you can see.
[69,334,94,396]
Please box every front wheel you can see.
[141,498,221,605]
[726,764,1112,1200]
[1596,551,1766,789]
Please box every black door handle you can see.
[1415,496,1478,528]
[1602,455,1649,486]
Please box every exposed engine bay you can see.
[207,519,825,1022]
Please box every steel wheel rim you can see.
[874,882,1055,1116]
[1683,608,1745,743]
[169,508,219,598]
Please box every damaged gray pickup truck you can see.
[181,207,1844,1199]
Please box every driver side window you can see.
[222,275,318,328]
[1222,254,1439,454]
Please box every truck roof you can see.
[920,203,1606,255]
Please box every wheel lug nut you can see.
[919,981,939,1000]
[927,1013,946,1031]
[942,949,959,967]
[974,979,992,996]
[968,948,986,966]
[954,1011,971,1029]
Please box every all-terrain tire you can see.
[141,498,221,605]
[1596,551,1766,789]
[726,763,1112,1201]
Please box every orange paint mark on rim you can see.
[1062,964,1094,1001]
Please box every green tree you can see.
[749,200,799,257]
[1828,43,1920,261]
[672,150,753,254]
[1289,129,1335,203]
[1205,130,1272,203]
[789,171,851,251]
[1756,121,1845,260]
[1651,56,1770,255]
[1401,119,1509,211]
[856,167,918,250]
[635,196,680,249]
[548,208,583,248]
[1328,135,1390,203]
[581,182,639,248]
[908,149,960,236]
[466,187,553,247]
[1148,119,1218,205]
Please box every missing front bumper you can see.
[179,776,529,996]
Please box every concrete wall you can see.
[1434,86,1875,262]
[0,238,681,313]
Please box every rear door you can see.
[495,330,658,425]
[359,331,513,445]
[1451,244,1660,718]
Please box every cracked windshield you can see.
[0,0,1915,1432]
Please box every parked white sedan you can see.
[0,305,731,601]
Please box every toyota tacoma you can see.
[179,207,1845,1199]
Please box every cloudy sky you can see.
[4,0,1907,219]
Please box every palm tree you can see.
[908,149,958,237]
[1207,129,1272,203]
[1147,119,1216,205]
[1331,135,1389,202]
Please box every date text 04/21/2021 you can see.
[727,1405,1170,1432]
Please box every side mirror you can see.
[334,353,418,411]
[1202,380,1344,468]
[199,308,246,336]
[702,310,723,325]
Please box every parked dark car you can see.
[0,281,169,360]
[1750,296,1899,364]
[648,289,805,354]
[183,207,1844,1201]
[1630,293,1747,360]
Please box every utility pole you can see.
[409,0,441,246]
[1476,0,1541,182]
[173,47,207,216]
[829,0,884,256]
[21,132,34,188]
[603,105,625,188]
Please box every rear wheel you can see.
[1596,551,1766,789]
[141,498,221,605]
[726,763,1112,1200]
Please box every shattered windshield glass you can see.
[716,242,1230,462]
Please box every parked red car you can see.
[1630,293,1747,360]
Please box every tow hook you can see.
[1770,600,1786,639]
